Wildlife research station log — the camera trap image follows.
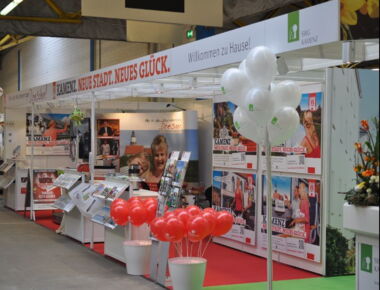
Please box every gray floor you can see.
[0,196,165,290]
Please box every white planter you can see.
[343,203,379,237]
[123,240,152,275]
[343,203,379,290]
[169,257,207,290]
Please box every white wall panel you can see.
[99,40,149,68]
[0,48,19,101]
[21,37,90,89]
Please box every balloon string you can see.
[179,240,183,257]
[190,242,194,258]
[201,235,212,257]
[186,237,189,257]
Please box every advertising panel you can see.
[33,169,61,204]
[262,92,323,175]
[213,102,257,169]
[260,175,321,262]
[213,170,256,246]
[26,113,71,156]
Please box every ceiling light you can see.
[1,0,23,16]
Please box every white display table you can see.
[343,203,379,290]
[104,189,158,263]
[63,207,104,243]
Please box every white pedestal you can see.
[63,207,104,243]
[4,168,27,211]
[123,240,152,275]
[168,257,207,290]
[343,203,379,290]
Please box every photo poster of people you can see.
[213,102,257,169]
[212,170,256,246]
[260,175,321,262]
[262,92,323,175]
[33,169,61,204]
[100,111,199,191]
[26,113,71,155]
[96,119,120,160]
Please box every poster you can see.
[96,119,120,162]
[213,102,257,169]
[26,113,71,155]
[212,170,256,246]
[262,92,323,175]
[100,111,199,190]
[260,175,321,262]
[33,169,61,204]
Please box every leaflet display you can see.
[53,195,75,212]
[68,183,106,217]
[53,173,82,190]
[260,175,321,262]
[91,179,129,201]
[91,206,117,229]
[213,102,257,169]
[212,170,256,246]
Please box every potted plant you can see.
[342,118,379,290]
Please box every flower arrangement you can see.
[345,118,379,206]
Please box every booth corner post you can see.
[265,126,273,290]
[90,93,96,184]
[29,102,35,221]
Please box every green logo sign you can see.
[248,104,254,112]
[234,121,241,130]
[288,11,300,43]
[271,117,278,125]
[361,243,373,273]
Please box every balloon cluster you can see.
[221,46,301,146]
[150,206,233,243]
[110,197,158,227]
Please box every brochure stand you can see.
[149,151,191,287]
[0,160,16,208]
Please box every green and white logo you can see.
[361,243,373,273]
[288,11,300,43]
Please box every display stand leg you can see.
[90,220,94,249]
[90,94,96,184]
[30,103,35,221]
[150,239,170,286]
[265,128,273,290]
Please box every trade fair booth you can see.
[2,1,379,289]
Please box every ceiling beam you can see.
[0,15,81,23]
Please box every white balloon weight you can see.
[243,88,275,126]
[220,68,251,102]
[233,106,266,145]
[268,106,300,146]
[271,81,301,110]
[245,46,277,87]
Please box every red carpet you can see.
[16,210,60,232]
[168,240,319,287]
[17,210,320,287]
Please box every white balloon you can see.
[233,107,266,145]
[243,88,275,126]
[268,106,300,146]
[220,68,251,100]
[245,46,278,87]
[239,59,247,73]
[271,81,301,110]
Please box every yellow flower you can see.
[360,0,379,17]
[355,181,366,191]
[341,0,366,25]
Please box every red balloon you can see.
[175,210,190,229]
[143,198,157,207]
[203,208,217,215]
[212,211,234,236]
[186,205,202,217]
[145,203,158,224]
[150,217,167,241]
[128,196,141,203]
[201,211,216,234]
[164,217,186,242]
[187,215,209,242]
[128,199,143,207]
[164,211,177,220]
[129,205,147,226]
[110,199,129,226]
